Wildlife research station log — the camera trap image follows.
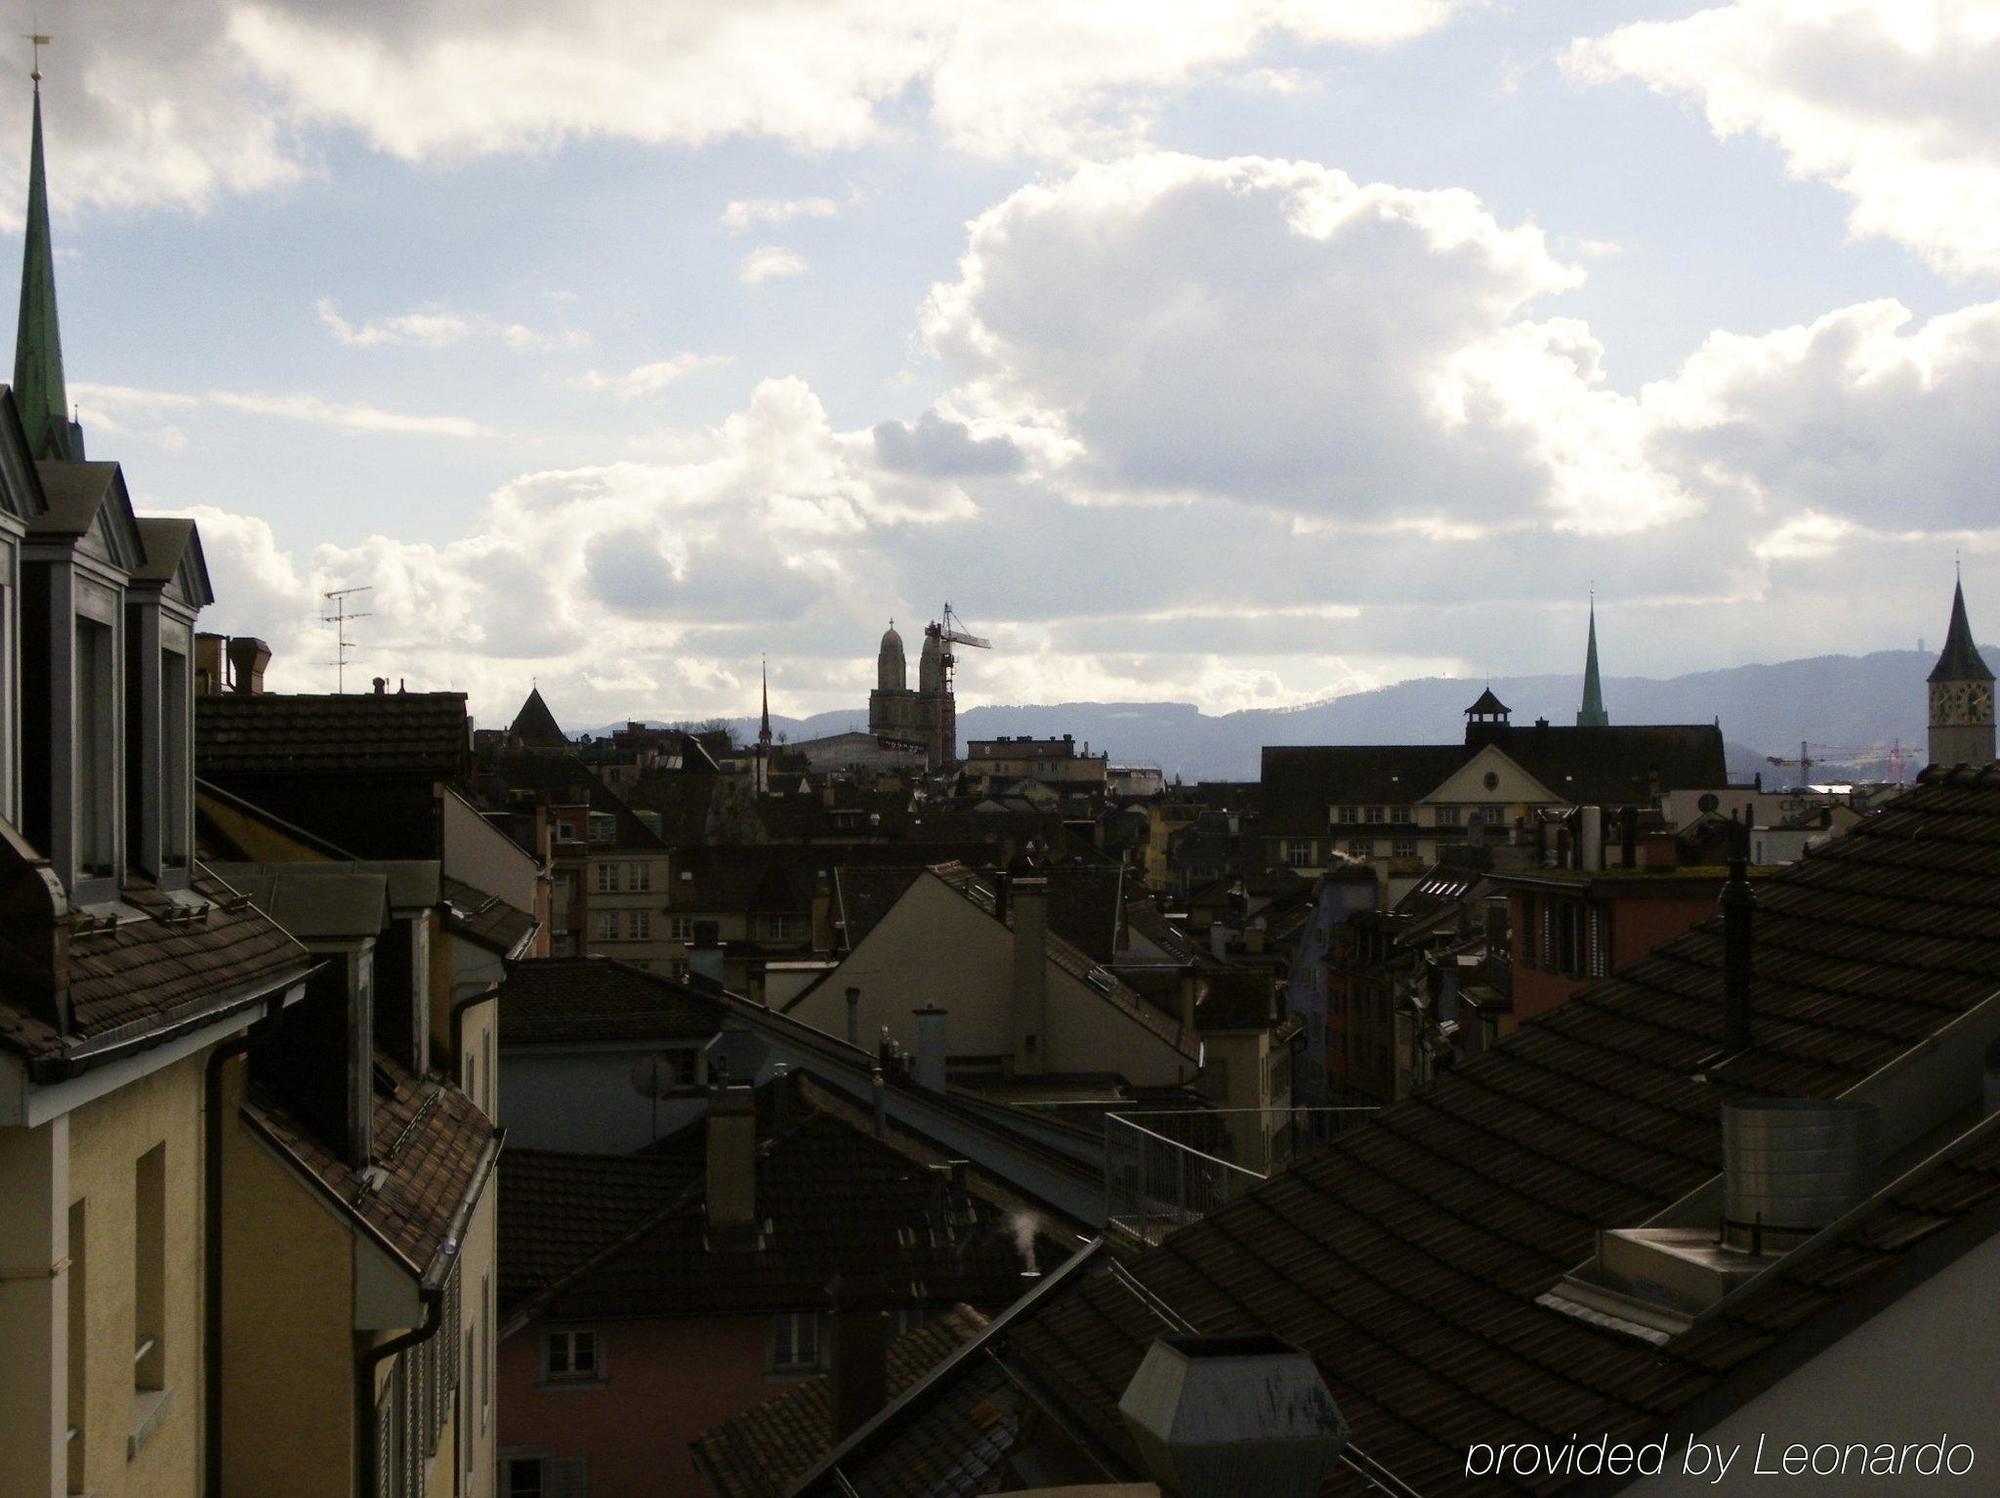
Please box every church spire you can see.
[1576,595,1609,728]
[15,59,79,461]
[758,657,772,747]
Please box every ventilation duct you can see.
[1722,1098,1878,1253]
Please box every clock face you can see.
[1933,681,1996,724]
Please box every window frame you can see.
[770,1310,823,1373]
[541,1325,605,1385]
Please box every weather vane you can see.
[24,32,49,87]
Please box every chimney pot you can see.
[225,635,271,695]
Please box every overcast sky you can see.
[17,0,2000,727]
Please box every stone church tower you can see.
[1928,577,1995,768]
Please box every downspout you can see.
[356,1127,502,1498]
[204,992,287,1498]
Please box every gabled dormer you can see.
[127,517,213,888]
[21,459,143,900]
[0,387,48,827]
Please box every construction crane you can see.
[933,601,990,692]
[1764,740,1909,786]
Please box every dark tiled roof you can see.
[508,1098,1040,1325]
[813,768,2000,1496]
[1928,580,1994,684]
[245,1053,499,1279]
[441,876,539,955]
[1261,745,1470,832]
[497,957,721,1046]
[834,866,925,948]
[509,687,572,749]
[197,691,469,777]
[498,1148,696,1312]
[691,1305,988,1498]
[0,866,315,1064]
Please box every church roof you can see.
[1464,686,1510,717]
[1928,579,1993,685]
[1577,601,1609,727]
[509,687,571,748]
[14,85,77,461]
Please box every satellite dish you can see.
[630,1055,684,1099]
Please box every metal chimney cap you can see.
[1118,1334,1347,1498]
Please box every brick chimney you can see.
[705,1083,758,1244]
[193,632,227,696]
[827,1275,891,1443]
[226,636,271,694]
[1010,874,1049,1074]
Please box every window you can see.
[594,862,620,894]
[593,911,620,943]
[1391,837,1418,859]
[462,1328,476,1481]
[754,913,805,943]
[482,1024,494,1114]
[555,819,577,843]
[1434,805,1461,827]
[503,1456,589,1498]
[588,811,617,843]
[1347,838,1376,858]
[667,915,694,942]
[76,617,116,880]
[629,862,651,892]
[771,1311,821,1371]
[544,1327,602,1382]
[1284,840,1314,868]
[1364,805,1385,824]
[506,1460,544,1498]
[1389,805,1411,823]
[134,1143,165,1393]
[627,910,650,941]
[160,647,190,869]
[1336,805,1359,824]
[481,1272,491,1430]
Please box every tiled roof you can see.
[197,691,469,778]
[498,1148,696,1312]
[497,957,721,1046]
[691,1305,988,1498]
[245,1052,499,1279]
[509,687,572,749]
[0,866,315,1066]
[929,864,1200,1063]
[441,876,538,956]
[507,1094,1041,1325]
[806,768,2000,1496]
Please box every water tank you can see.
[1118,1334,1347,1498]
[1721,1098,1877,1252]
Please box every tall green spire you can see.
[1576,596,1609,727]
[15,73,77,460]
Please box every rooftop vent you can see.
[1721,1098,1877,1253]
[1118,1334,1347,1498]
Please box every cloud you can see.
[1567,0,2000,277]
[720,195,842,232]
[3,1,1469,222]
[920,152,1690,533]
[73,380,491,439]
[872,411,1025,475]
[316,297,472,348]
[571,354,734,400]
[738,246,809,285]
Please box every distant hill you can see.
[584,647,1957,783]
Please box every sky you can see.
[14,0,2000,729]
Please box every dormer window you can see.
[74,612,117,881]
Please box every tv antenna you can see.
[321,585,374,692]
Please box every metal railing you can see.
[1102,1105,1380,1244]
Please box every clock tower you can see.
[1928,577,1995,768]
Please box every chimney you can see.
[226,636,271,694]
[913,1006,947,1091]
[812,868,834,952]
[372,676,387,695]
[1640,830,1679,870]
[193,632,227,696]
[705,1083,758,1240]
[1579,806,1603,872]
[1011,875,1049,1074]
[992,869,1010,927]
[1209,920,1228,960]
[1721,858,1754,1050]
[826,1276,891,1443]
[870,1065,887,1139]
[844,985,861,1047]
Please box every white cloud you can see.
[738,246,809,285]
[920,152,1689,533]
[1567,0,2000,278]
[720,195,842,232]
[572,354,734,399]
[316,297,472,348]
[5,1,1469,222]
[73,379,490,439]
